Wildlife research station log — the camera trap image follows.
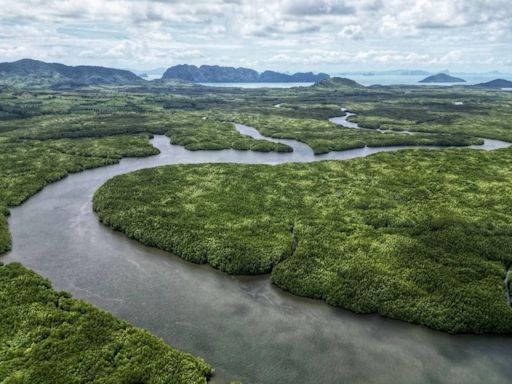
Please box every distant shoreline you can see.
[198,82,315,88]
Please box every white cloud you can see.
[338,25,364,40]
[0,0,510,71]
[435,50,464,64]
[283,0,356,16]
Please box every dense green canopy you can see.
[0,262,212,383]
[94,147,512,334]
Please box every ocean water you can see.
[345,73,511,86]
[197,73,512,88]
[199,82,314,88]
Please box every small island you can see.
[475,78,512,88]
[419,73,466,83]
[313,77,364,89]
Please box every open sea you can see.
[197,73,512,88]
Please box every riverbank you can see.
[4,132,512,383]
[0,262,212,383]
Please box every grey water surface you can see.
[3,115,512,384]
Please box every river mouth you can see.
[3,119,512,383]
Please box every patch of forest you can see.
[0,135,159,253]
[0,262,212,383]
[94,147,512,334]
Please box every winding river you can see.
[3,114,512,383]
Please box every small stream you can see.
[330,110,511,149]
[328,108,414,134]
[3,112,512,383]
[235,110,511,160]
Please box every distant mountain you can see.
[0,59,143,88]
[258,70,291,82]
[162,64,329,83]
[259,70,330,82]
[419,73,466,83]
[474,79,512,88]
[313,77,364,89]
[294,72,329,82]
[163,64,259,82]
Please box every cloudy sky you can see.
[0,0,511,73]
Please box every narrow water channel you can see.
[235,111,511,161]
[3,115,512,383]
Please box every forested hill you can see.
[419,73,466,83]
[162,64,330,83]
[313,77,364,89]
[0,59,143,88]
[475,79,512,88]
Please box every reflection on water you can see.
[3,119,512,383]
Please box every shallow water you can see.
[199,82,315,88]
[3,118,512,383]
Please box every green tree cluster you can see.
[94,147,512,333]
[0,262,212,383]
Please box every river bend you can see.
[3,114,512,383]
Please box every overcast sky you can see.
[0,0,511,73]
